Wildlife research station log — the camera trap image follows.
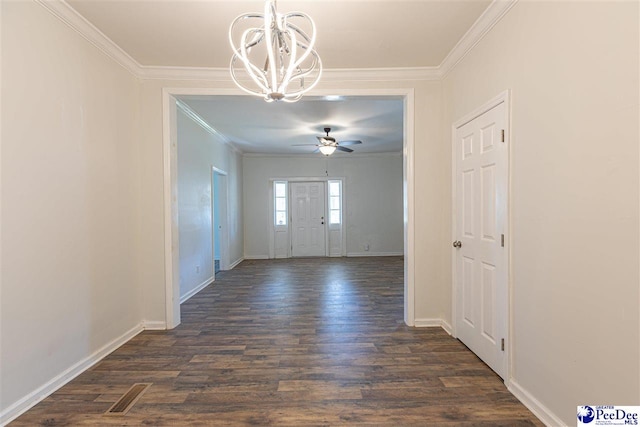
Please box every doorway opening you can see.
[163,88,416,328]
[212,168,229,276]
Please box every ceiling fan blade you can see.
[336,146,354,153]
[292,143,320,146]
[338,140,362,146]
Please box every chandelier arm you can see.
[286,22,314,51]
[283,14,317,68]
[230,58,267,97]
[264,1,279,94]
[278,57,322,98]
[244,31,264,50]
[228,13,264,53]
[283,52,321,85]
[231,52,270,94]
[279,30,298,94]
[238,29,271,92]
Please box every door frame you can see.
[451,90,512,381]
[163,87,415,329]
[212,167,230,274]
[268,177,347,259]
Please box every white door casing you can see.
[291,182,326,257]
[453,94,509,379]
[163,87,415,330]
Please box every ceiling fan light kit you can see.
[292,127,363,156]
[229,0,322,103]
[318,145,337,156]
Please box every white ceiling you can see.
[66,0,491,68]
[180,95,404,154]
[64,0,492,154]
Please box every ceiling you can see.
[180,95,404,154]
[66,0,491,69]
[64,0,492,154]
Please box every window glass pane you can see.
[276,212,287,225]
[276,198,286,211]
[330,196,340,210]
[330,210,340,224]
[329,182,340,196]
[275,182,286,197]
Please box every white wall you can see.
[243,154,403,258]
[442,1,639,424]
[177,106,243,300]
[1,1,141,420]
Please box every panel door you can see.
[291,182,326,257]
[454,101,508,378]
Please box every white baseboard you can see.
[141,320,167,330]
[508,380,566,427]
[0,323,144,426]
[243,255,269,260]
[346,251,404,257]
[414,318,445,328]
[227,257,244,269]
[440,320,453,335]
[179,277,213,304]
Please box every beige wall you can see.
[442,1,640,424]
[137,79,448,325]
[1,1,141,417]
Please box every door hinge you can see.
[501,129,505,143]
[501,338,505,351]
[501,234,505,247]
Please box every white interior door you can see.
[454,100,508,378]
[291,182,326,257]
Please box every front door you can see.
[454,100,508,378]
[291,182,326,257]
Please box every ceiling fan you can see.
[293,127,363,156]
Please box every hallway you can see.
[11,257,541,426]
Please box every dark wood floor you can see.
[11,257,541,426]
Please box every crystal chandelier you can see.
[229,0,322,103]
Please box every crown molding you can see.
[322,67,441,82]
[139,66,441,82]
[35,0,141,77]
[139,66,230,81]
[36,0,517,82]
[175,100,243,154]
[439,0,518,77]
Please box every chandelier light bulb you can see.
[229,0,322,102]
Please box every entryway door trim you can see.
[451,90,512,382]
[162,87,415,329]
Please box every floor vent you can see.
[105,383,152,415]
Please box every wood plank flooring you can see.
[11,257,542,426]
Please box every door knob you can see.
[453,240,462,248]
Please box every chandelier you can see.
[229,0,322,102]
